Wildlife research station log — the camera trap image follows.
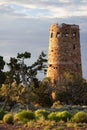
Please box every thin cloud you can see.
[0,0,87,18]
[59,0,70,3]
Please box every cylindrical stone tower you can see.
[47,23,82,84]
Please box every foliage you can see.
[13,84,32,109]
[56,72,87,105]
[2,109,87,129]
[26,120,56,130]
[0,109,6,120]
[0,56,6,85]
[35,109,49,119]
[0,78,52,110]
[0,56,5,70]
[0,83,18,110]
[14,110,35,123]
[0,83,32,110]
[27,120,36,128]
[7,52,31,85]
[32,78,53,107]
[48,112,59,122]
[7,51,47,86]
[51,101,63,108]
[3,113,14,124]
[0,71,6,85]
[0,51,47,110]
[48,111,72,122]
[57,111,72,122]
[17,52,31,59]
[72,111,87,123]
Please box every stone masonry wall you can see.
[47,23,82,84]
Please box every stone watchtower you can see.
[47,23,82,84]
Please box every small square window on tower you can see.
[49,64,52,67]
[50,32,53,38]
[73,44,75,49]
[73,32,76,37]
[65,32,69,37]
[56,32,60,38]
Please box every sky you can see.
[0,0,87,79]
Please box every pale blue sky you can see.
[0,0,87,78]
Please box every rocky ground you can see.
[0,123,87,130]
[0,123,38,130]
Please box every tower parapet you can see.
[47,23,82,84]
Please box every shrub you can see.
[35,109,49,120]
[3,113,14,124]
[57,111,72,122]
[48,111,72,122]
[0,109,6,120]
[72,111,87,123]
[51,101,63,108]
[27,120,36,128]
[14,110,35,123]
[48,112,59,122]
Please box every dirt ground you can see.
[0,123,87,130]
[0,123,37,130]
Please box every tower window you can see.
[49,64,52,67]
[73,44,75,49]
[54,67,57,69]
[51,32,53,38]
[65,32,69,37]
[56,32,60,38]
[73,32,76,37]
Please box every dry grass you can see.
[0,121,87,130]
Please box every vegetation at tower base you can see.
[55,72,87,105]
[0,51,87,115]
[0,51,48,110]
[31,77,53,107]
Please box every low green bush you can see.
[0,109,6,120]
[14,110,35,123]
[57,111,72,122]
[26,120,35,128]
[35,109,49,120]
[48,111,72,122]
[48,112,59,122]
[72,111,87,123]
[3,113,14,124]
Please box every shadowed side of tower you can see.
[47,23,82,84]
